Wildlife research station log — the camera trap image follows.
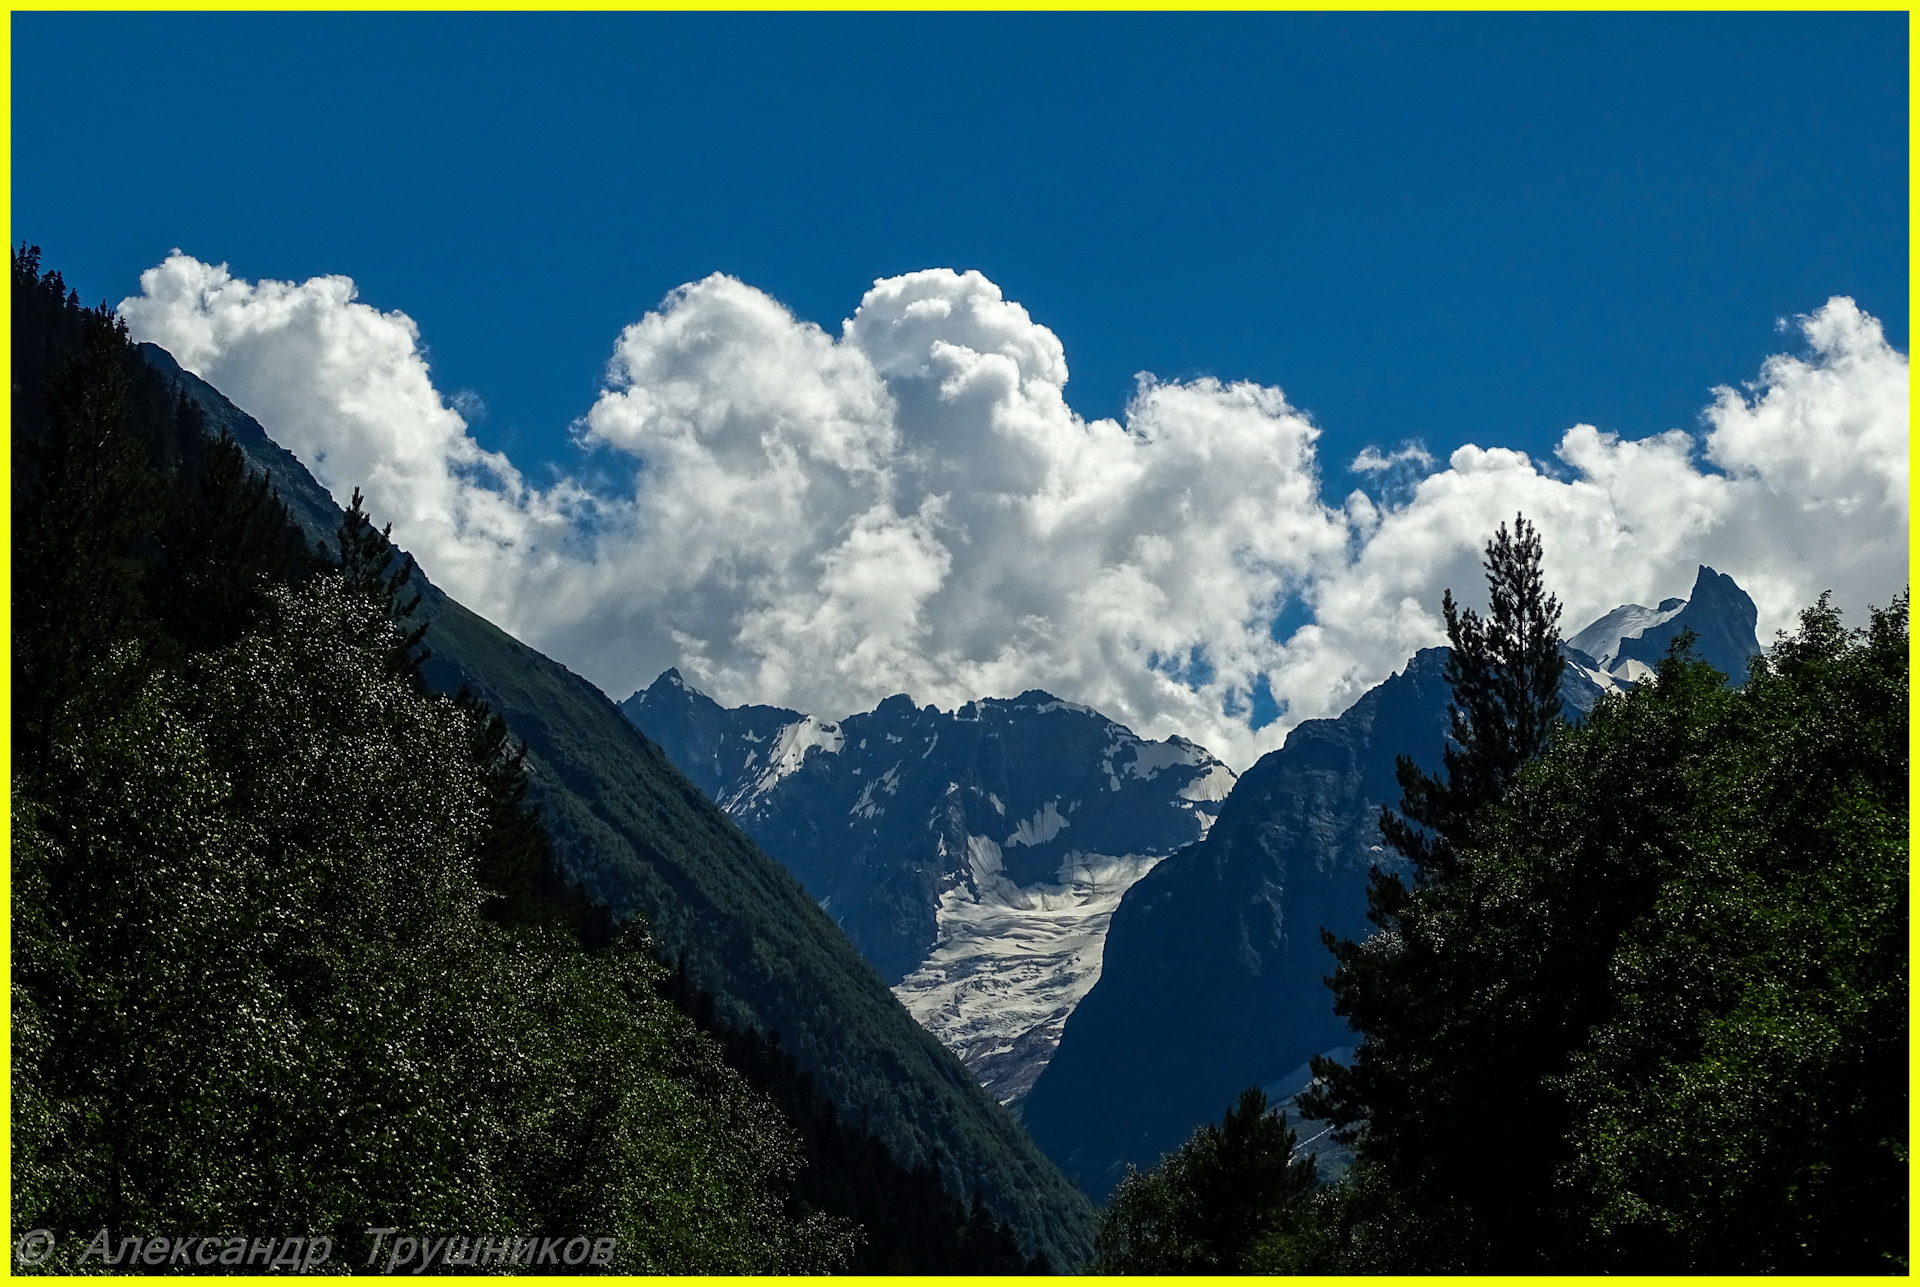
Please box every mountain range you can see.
[621,675,1235,1105]
[626,563,1762,1200]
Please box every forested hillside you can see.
[11,247,849,1271]
[11,247,1093,1271]
[412,591,1091,1266]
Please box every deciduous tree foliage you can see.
[1543,594,1908,1271]
[10,245,852,1272]
[1300,518,1907,1272]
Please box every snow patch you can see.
[1178,763,1237,804]
[1123,737,1210,782]
[1616,657,1658,684]
[1035,698,1093,716]
[849,763,902,820]
[1568,597,1687,668]
[1099,732,1132,791]
[729,715,843,805]
[1098,729,1221,794]
[1563,654,1629,698]
[1005,799,1069,848]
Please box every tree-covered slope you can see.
[137,342,1096,1268]
[1301,596,1907,1273]
[13,256,850,1273]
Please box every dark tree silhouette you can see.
[1300,514,1571,1270]
[1379,513,1564,882]
[335,486,430,679]
[1092,1086,1319,1273]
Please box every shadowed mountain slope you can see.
[1020,647,1455,1197]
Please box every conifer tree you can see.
[153,425,311,655]
[1379,513,1564,881]
[1092,1087,1318,1273]
[335,486,430,678]
[11,299,159,784]
[1300,514,1569,1270]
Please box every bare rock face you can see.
[1020,647,1457,1199]
[622,677,1234,1104]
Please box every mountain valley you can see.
[623,675,1235,1104]
[66,306,1777,1245]
[130,339,1099,1268]
[625,567,1766,1200]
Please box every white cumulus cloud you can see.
[121,257,1908,770]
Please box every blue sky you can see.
[16,12,1906,480]
[16,13,1909,765]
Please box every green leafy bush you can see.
[13,579,852,1272]
[1304,583,1907,1272]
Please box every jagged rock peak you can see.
[1565,565,1762,687]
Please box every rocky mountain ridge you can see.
[1565,564,1763,686]
[622,674,1236,1104]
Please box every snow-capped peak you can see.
[1567,597,1687,668]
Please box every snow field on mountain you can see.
[894,842,1167,1105]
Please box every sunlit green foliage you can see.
[11,246,852,1272]
[1302,594,1907,1272]
[12,577,852,1272]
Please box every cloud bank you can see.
[122,256,1908,770]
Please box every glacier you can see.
[895,843,1166,1105]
